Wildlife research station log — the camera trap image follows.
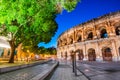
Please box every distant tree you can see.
[0,0,80,63]
[47,47,57,55]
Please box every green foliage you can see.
[0,0,79,47]
[0,0,79,63]
[63,0,80,12]
[51,0,80,12]
[36,46,56,55]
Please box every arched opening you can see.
[69,37,73,44]
[115,26,120,35]
[64,39,67,45]
[65,52,67,60]
[59,39,62,46]
[77,35,82,42]
[88,48,96,61]
[61,52,63,58]
[87,32,93,40]
[70,50,74,60]
[100,29,108,38]
[119,47,120,56]
[76,49,84,60]
[102,47,112,61]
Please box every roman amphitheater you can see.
[57,11,120,61]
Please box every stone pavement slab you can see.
[0,61,56,80]
[77,61,120,80]
[50,61,88,80]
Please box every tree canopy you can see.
[0,0,80,63]
[36,46,57,55]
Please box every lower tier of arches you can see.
[57,37,120,61]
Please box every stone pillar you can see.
[96,42,102,61]
[83,43,87,60]
[93,26,97,39]
[111,40,118,61]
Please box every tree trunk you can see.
[9,40,15,63]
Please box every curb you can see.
[0,59,51,74]
[30,61,59,80]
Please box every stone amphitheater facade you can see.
[57,11,120,61]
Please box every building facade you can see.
[57,11,120,61]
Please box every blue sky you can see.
[38,0,120,48]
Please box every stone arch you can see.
[87,32,93,40]
[75,49,84,60]
[63,38,67,45]
[115,25,120,35]
[64,51,67,59]
[76,30,82,42]
[88,48,96,61]
[61,52,63,58]
[102,47,112,61]
[100,28,108,38]
[69,36,73,44]
[119,47,120,56]
[77,35,82,42]
[59,39,62,46]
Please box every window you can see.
[77,35,82,42]
[87,32,93,40]
[115,26,120,35]
[100,29,108,38]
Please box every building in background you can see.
[57,11,120,61]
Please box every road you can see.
[0,61,55,80]
[77,61,120,80]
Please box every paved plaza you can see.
[1,60,120,80]
[50,60,88,80]
[0,61,56,80]
[77,61,120,80]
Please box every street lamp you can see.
[71,51,75,73]
[71,50,77,76]
[74,51,77,76]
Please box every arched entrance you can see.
[77,35,82,42]
[100,29,108,38]
[119,47,120,56]
[61,52,63,58]
[75,49,84,60]
[102,47,112,61]
[64,52,67,60]
[87,32,93,40]
[69,37,73,44]
[115,26,120,35]
[88,48,96,61]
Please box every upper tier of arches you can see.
[57,11,120,47]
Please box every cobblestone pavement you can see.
[50,60,88,80]
[0,61,55,80]
[77,61,120,80]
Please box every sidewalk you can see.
[50,60,88,80]
[0,61,58,80]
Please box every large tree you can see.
[0,0,80,63]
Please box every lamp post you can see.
[74,51,77,76]
[71,50,77,76]
[71,51,75,73]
